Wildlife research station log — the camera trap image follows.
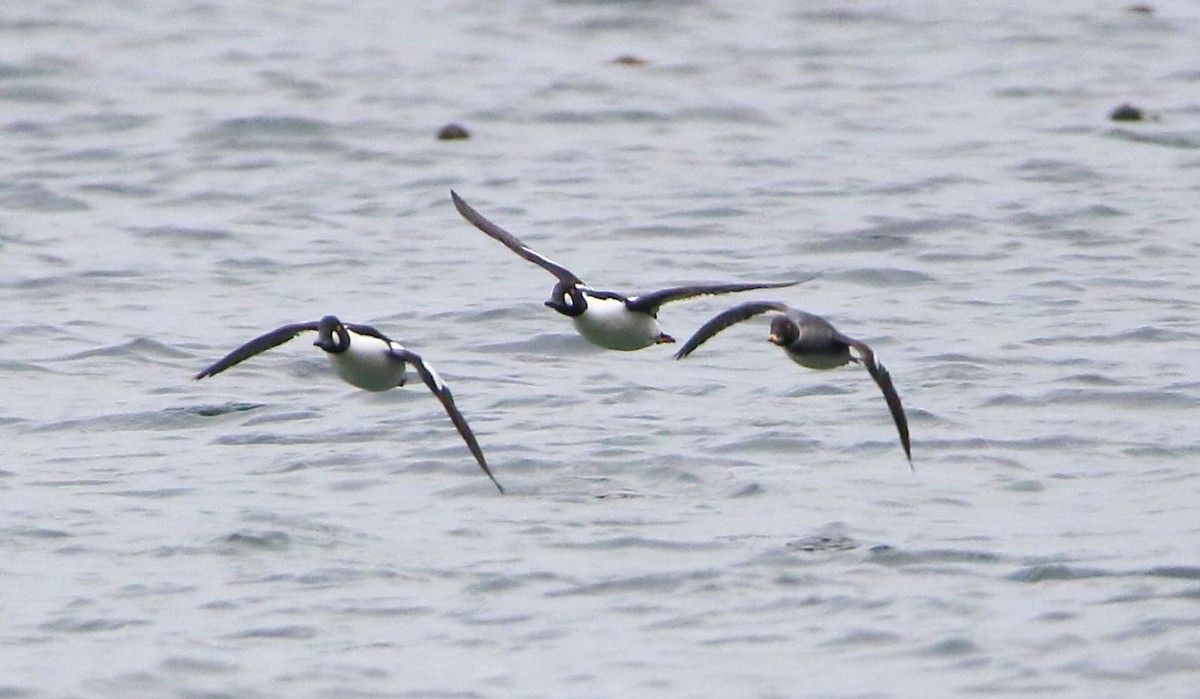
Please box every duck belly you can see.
[571,297,660,351]
[330,338,407,391]
[786,349,851,371]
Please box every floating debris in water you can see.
[595,490,646,499]
[613,54,649,66]
[786,522,859,552]
[436,123,471,140]
[1110,103,1144,122]
[193,402,265,417]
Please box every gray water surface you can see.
[2,2,1199,697]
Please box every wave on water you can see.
[984,388,1195,409]
[1106,127,1200,150]
[192,115,345,153]
[28,402,264,433]
[59,337,193,362]
[1008,563,1200,583]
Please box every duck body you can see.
[675,301,912,466]
[569,292,671,351]
[324,330,409,392]
[769,311,854,370]
[450,190,813,351]
[195,315,504,493]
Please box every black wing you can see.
[392,348,505,494]
[344,323,395,343]
[450,190,584,286]
[194,322,320,380]
[673,301,791,359]
[839,334,913,468]
[627,276,818,314]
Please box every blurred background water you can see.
[2,1,1199,697]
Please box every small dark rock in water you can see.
[1110,104,1144,122]
[437,123,471,140]
[613,54,648,66]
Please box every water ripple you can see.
[984,388,1194,409]
[548,570,723,597]
[194,115,343,152]
[4,2,1200,697]
[550,536,725,552]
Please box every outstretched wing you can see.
[839,333,912,468]
[450,190,584,287]
[392,348,505,494]
[673,301,791,359]
[344,323,395,343]
[194,322,320,380]
[627,276,818,314]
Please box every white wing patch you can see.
[422,359,447,391]
[532,248,569,271]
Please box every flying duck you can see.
[674,302,912,465]
[450,190,813,351]
[195,315,504,493]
